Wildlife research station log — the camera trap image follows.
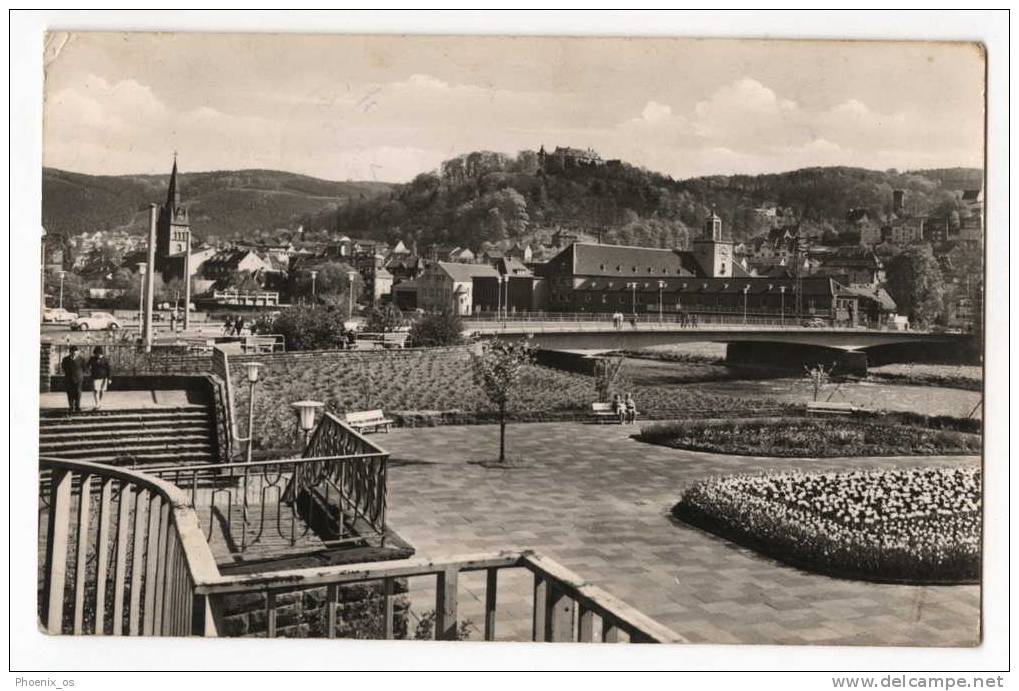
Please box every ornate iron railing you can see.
[298,412,388,536]
[140,453,388,558]
[38,457,684,642]
[127,413,388,558]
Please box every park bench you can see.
[344,409,394,434]
[805,401,860,417]
[589,401,637,424]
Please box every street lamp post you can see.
[501,275,509,320]
[627,282,638,318]
[242,362,263,463]
[58,271,66,310]
[347,270,359,319]
[496,275,503,320]
[309,270,318,302]
[742,285,750,324]
[291,400,324,451]
[136,262,147,328]
[657,280,666,323]
[779,286,786,326]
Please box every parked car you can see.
[803,318,828,328]
[42,307,78,324]
[71,311,121,331]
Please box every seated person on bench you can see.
[624,393,637,424]
[612,393,625,424]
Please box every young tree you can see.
[470,340,535,463]
[885,245,945,328]
[408,310,464,347]
[594,355,627,402]
[804,363,836,402]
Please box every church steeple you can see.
[166,152,181,207]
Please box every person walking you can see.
[169,310,177,332]
[234,316,245,336]
[87,346,112,410]
[60,345,85,414]
[223,315,233,336]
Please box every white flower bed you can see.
[675,466,981,583]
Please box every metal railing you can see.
[48,343,213,377]
[131,414,388,556]
[39,456,683,642]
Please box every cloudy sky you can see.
[43,33,985,183]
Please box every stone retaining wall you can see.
[219,581,411,639]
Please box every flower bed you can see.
[673,466,981,583]
[638,418,981,457]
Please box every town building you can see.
[816,247,885,287]
[472,257,548,314]
[199,248,270,282]
[536,215,894,323]
[884,217,926,245]
[846,208,882,245]
[416,261,500,315]
[538,145,603,171]
[392,278,419,311]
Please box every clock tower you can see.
[693,212,732,277]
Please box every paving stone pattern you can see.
[381,422,980,646]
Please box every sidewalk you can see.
[39,389,197,411]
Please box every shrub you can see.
[365,304,405,333]
[673,466,981,583]
[408,310,464,347]
[638,418,981,457]
[254,305,347,351]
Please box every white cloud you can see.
[639,100,672,122]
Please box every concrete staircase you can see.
[39,406,218,466]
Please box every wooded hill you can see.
[43,157,981,252]
[298,152,982,250]
[42,167,392,241]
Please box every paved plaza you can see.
[382,422,981,646]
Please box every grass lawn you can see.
[673,466,981,584]
[234,348,789,451]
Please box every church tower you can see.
[693,212,732,277]
[156,154,191,278]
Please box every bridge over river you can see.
[464,318,975,373]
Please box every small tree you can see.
[804,363,836,402]
[408,310,464,347]
[594,355,626,401]
[471,340,535,464]
[365,303,404,333]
